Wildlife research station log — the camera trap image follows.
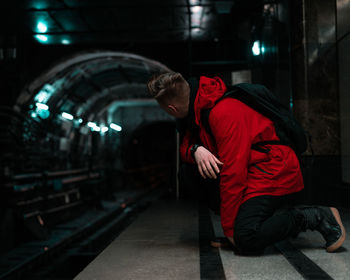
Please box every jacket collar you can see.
[194,76,227,126]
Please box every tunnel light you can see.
[34,103,50,119]
[34,91,50,103]
[35,35,48,43]
[87,122,97,128]
[34,84,55,104]
[36,102,49,110]
[252,40,261,56]
[191,6,202,13]
[110,123,122,132]
[62,112,74,120]
[38,110,50,119]
[37,22,48,33]
[191,5,203,28]
[101,127,109,133]
[92,126,101,132]
[62,39,70,45]
[191,28,201,34]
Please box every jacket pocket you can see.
[251,163,274,175]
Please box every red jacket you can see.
[180,76,304,237]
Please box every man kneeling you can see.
[147,72,346,254]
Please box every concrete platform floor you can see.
[74,198,350,280]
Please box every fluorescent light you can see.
[36,102,49,110]
[87,122,97,128]
[191,6,202,13]
[34,85,54,103]
[35,35,48,42]
[252,40,261,56]
[110,123,122,131]
[35,103,50,119]
[92,126,101,132]
[37,22,48,33]
[62,112,74,120]
[62,39,70,45]
[101,127,109,133]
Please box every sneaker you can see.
[317,207,346,252]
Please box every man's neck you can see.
[187,77,199,118]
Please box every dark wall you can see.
[290,0,350,205]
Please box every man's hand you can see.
[194,146,224,179]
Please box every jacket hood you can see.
[194,76,227,126]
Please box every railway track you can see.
[0,187,166,280]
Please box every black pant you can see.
[234,194,303,255]
[179,163,304,254]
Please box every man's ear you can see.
[167,104,178,113]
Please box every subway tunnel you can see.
[1,0,350,279]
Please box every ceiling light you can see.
[101,127,109,133]
[37,22,48,33]
[110,123,122,131]
[252,41,261,56]
[36,102,49,110]
[192,28,201,33]
[92,126,101,132]
[62,112,74,120]
[62,39,70,45]
[191,6,202,13]
[35,35,48,43]
[87,122,97,128]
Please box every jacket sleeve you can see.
[179,129,196,164]
[209,99,251,237]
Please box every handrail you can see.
[61,173,99,185]
[23,201,83,219]
[47,168,89,177]
[8,172,101,192]
[11,168,93,181]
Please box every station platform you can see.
[74,196,350,280]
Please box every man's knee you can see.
[234,225,265,255]
[234,227,253,250]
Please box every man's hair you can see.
[147,72,189,106]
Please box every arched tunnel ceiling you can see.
[16,51,171,120]
[77,84,150,121]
